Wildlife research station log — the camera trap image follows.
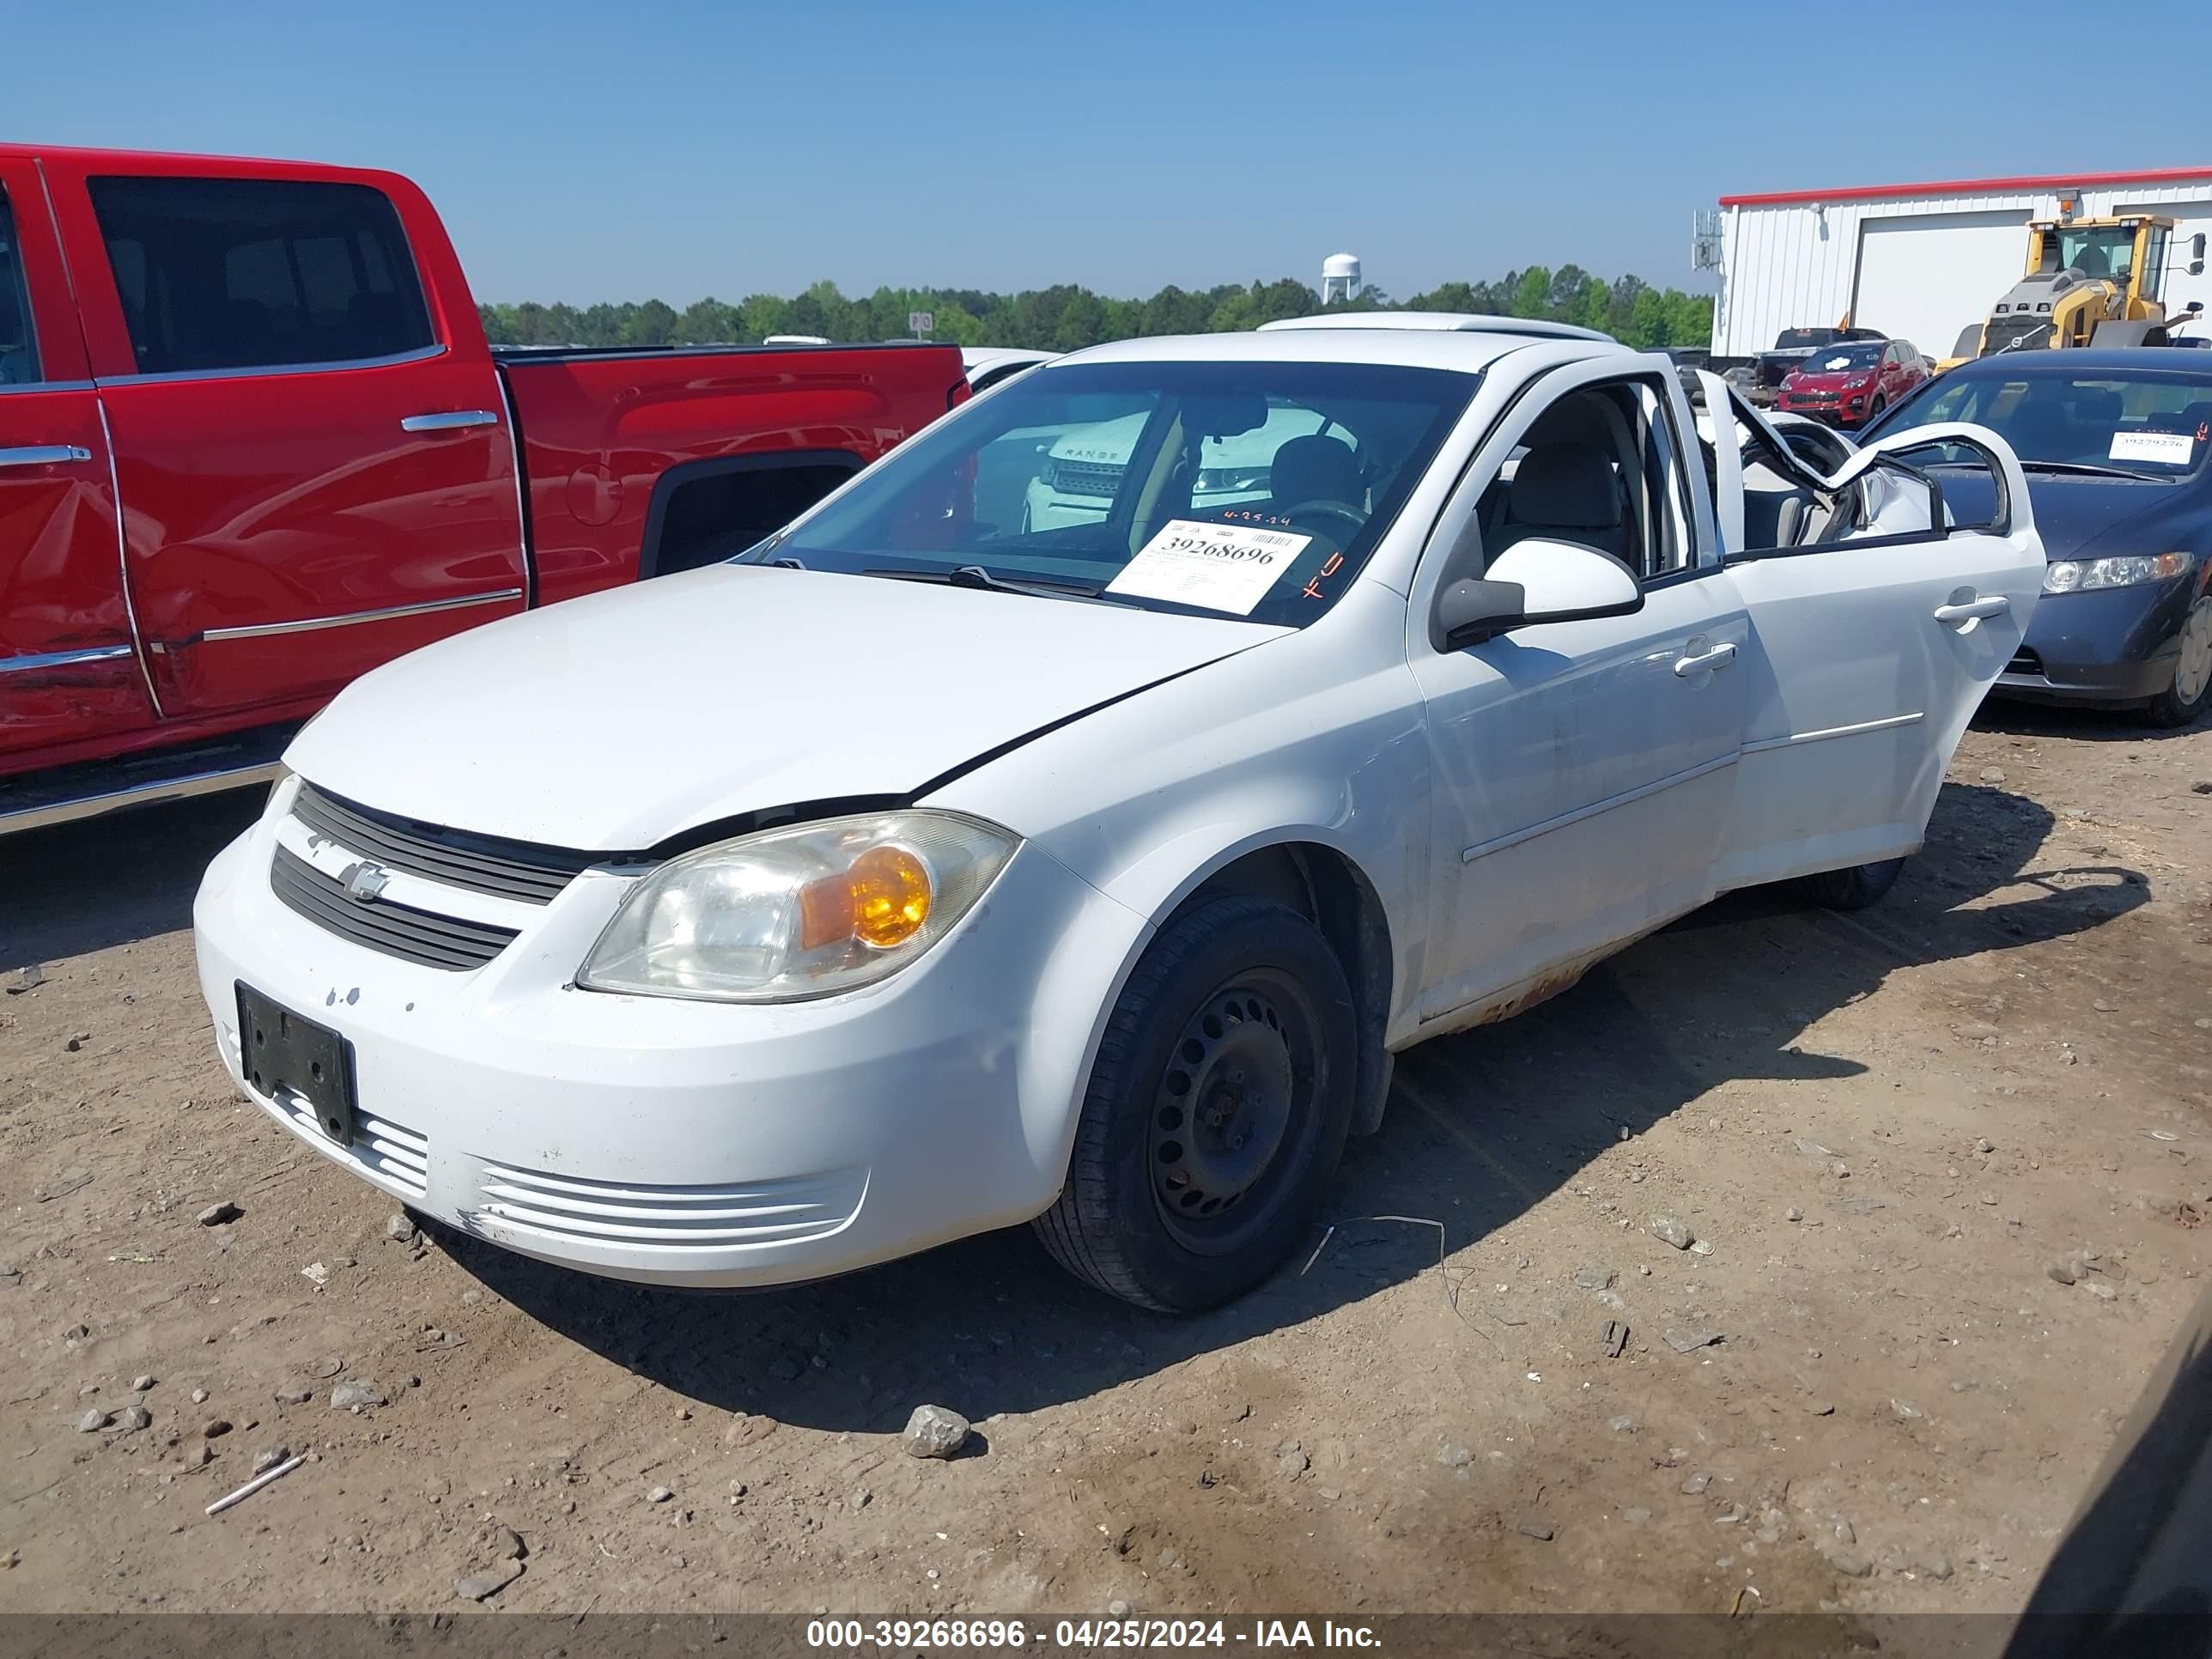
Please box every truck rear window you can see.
[88,177,434,375]
[0,190,36,384]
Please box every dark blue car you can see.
[1861,349,2212,726]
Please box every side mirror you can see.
[1436,538,1644,650]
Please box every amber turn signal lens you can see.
[849,845,932,948]
[794,845,934,951]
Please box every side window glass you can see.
[0,190,40,385]
[87,176,434,374]
[1631,383,1695,578]
[1468,377,1694,584]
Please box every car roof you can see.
[1259,312,1615,343]
[1051,327,1626,374]
[961,347,1056,369]
[1945,347,2212,377]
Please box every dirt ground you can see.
[2,707,2207,1622]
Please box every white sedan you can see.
[192,318,2044,1311]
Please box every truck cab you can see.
[1,144,962,834]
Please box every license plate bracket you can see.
[234,981,357,1147]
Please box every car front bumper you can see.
[191,779,1149,1288]
[1990,574,2200,706]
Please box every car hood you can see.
[283,565,1285,849]
[1932,471,2206,561]
[1784,372,1872,392]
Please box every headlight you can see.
[578,811,1018,1003]
[2043,552,2193,593]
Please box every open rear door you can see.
[1705,383,2045,890]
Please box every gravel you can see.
[329,1381,386,1412]
[454,1559,524,1601]
[1648,1216,1694,1249]
[197,1201,242,1227]
[76,1409,108,1433]
[902,1404,972,1460]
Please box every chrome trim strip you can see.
[96,343,447,388]
[1742,711,1923,754]
[1462,752,1738,863]
[0,444,92,466]
[399,409,498,433]
[0,761,284,837]
[95,400,164,718]
[200,586,522,643]
[0,642,134,674]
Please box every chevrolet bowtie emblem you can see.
[341,860,392,903]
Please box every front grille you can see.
[270,845,519,970]
[1045,458,1125,497]
[2008,647,2044,676]
[1980,317,2053,356]
[294,782,592,905]
[476,1162,866,1249]
[1790,391,1840,406]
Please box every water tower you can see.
[1322,252,1362,304]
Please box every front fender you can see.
[927,582,1435,1043]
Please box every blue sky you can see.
[11,0,2202,305]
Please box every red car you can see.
[1,144,964,833]
[1774,337,1929,428]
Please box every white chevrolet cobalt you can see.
[194,318,2044,1311]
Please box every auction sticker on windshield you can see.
[2111,430,2197,465]
[1106,520,1311,614]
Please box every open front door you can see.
[1705,385,2045,890]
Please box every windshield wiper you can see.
[861,564,1104,599]
[2017,459,2169,483]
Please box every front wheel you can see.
[1033,896,1356,1312]
[2143,595,2212,728]
[1798,855,1908,911]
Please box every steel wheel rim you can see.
[1148,969,1320,1255]
[2175,597,2212,706]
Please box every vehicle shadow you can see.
[450,781,2151,1431]
[1977,697,2208,744]
[0,789,269,971]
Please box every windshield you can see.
[1773,329,1838,351]
[1868,369,2212,476]
[756,360,1478,627]
[2051,225,2136,279]
[1796,343,1882,374]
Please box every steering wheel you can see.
[1278,499,1368,540]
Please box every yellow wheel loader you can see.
[1978,213,2204,356]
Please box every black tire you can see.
[1798,855,1907,911]
[1869,396,1887,418]
[1033,896,1356,1312]
[2142,596,2212,728]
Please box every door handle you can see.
[0,444,93,468]
[399,410,499,433]
[1934,595,2008,625]
[1673,641,1738,677]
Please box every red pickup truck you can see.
[0,144,963,833]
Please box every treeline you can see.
[478,267,1713,354]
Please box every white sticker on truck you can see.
[2110,429,2196,464]
[1106,520,1311,614]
